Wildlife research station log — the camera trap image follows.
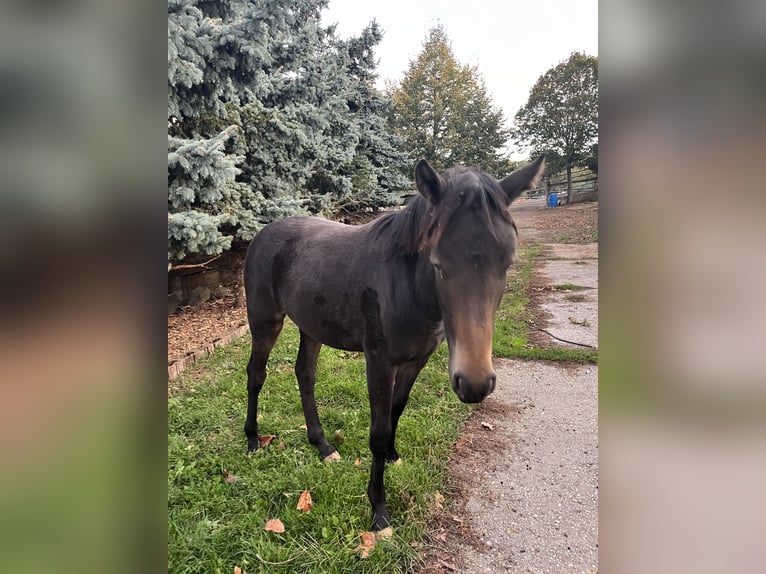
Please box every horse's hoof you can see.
[323,451,341,462]
[392,458,403,466]
[374,527,394,540]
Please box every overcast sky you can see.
[321,0,598,159]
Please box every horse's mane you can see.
[369,166,513,257]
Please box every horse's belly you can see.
[286,304,365,352]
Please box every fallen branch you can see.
[169,254,222,271]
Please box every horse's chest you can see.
[383,312,444,361]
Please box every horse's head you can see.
[415,157,545,403]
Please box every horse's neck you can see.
[412,250,442,323]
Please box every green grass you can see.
[507,347,598,363]
[168,326,472,574]
[492,246,598,364]
[491,246,538,357]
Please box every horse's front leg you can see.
[386,357,428,463]
[361,287,397,535]
[365,354,397,535]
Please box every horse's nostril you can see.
[489,374,497,394]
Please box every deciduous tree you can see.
[387,26,510,176]
[512,52,598,203]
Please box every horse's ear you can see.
[415,159,445,204]
[499,155,546,204]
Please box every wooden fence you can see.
[526,168,598,204]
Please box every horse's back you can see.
[245,216,357,277]
[244,216,370,348]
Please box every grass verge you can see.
[493,246,598,364]
[168,325,471,574]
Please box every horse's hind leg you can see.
[244,314,284,452]
[295,330,337,460]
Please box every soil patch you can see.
[511,199,598,246]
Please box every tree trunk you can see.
[566,164,573,204]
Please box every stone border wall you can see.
[168,323,249,380]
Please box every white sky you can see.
[321,0,598,159]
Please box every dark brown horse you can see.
[243,156,544,535]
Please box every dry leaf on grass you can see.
[233,567,246,574]
[333,429,344,443]
[353,459,362,467]
[480,421,494,431]
[296,490,313,513]
[222,470,238,483]
[264,518,285,533]
[258,435,276,448]
[354,531,376,558]
[433,491,445,510]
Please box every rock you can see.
[188,286,211,306]
[211,285,232,299]
[168,293,182,315]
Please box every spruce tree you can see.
[331,22,411,213]
[168,1,409,265]
[168,0,317,262]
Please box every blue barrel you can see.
[547,193,558,207]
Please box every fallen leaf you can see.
[333,429,345,444]
[222,470,238,484]
[455,437,467,449]
[480,421,494,431]
[353,459,362,467]
[233,567,246,574]
[433,491,445,510]
[264,518,285,533]
[354,531,376,558]
[296,489,313,513]
[258,435,276,448]
[278,441,286,450]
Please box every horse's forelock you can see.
[376,167,512,257]
[434,168,512,240]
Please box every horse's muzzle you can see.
[451,372,497,403]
